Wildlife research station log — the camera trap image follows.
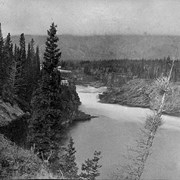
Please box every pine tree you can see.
[35,46,40,79]
[2,33,15,103]
[0,23,3,57]
[80,151,102,180]
[3,33,13,75]
[14,33,28,106]
[26,42,31,75]
[24,39,40,104]
[14,44,18,62]
[28,23,62,159]
[0,23,4,94]
[43,22,61,73]
[24,42,34,103]
[19,33,26,64]
[30,39,40,88]
[60,137,78,179]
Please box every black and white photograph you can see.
[1,0,180,179]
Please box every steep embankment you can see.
[0,102,44,179]
[0,83,91,179]
[99,79,180,116]
[0,84,91,140]
[58,84,92,124]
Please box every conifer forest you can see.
[1,1,180,180]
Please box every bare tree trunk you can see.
[118,59,175,180]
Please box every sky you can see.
[1,0,180,35]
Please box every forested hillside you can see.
[63,59,180,116]
[65,58,180,85]
[0,23,101,179]
[11,34,180,61]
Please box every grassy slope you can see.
[0,134,62,179]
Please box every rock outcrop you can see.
[0,100,25,127]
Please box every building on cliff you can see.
[57,66,72,86]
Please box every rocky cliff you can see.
[0,100,25,127]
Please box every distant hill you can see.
[11,34,180,61]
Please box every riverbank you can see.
[98,79,180,117]
[74,71,180,117]
[73,110,98,122]
[0,83,94,179]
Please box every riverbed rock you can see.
[73,110,97,122]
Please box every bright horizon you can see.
[1,0,180,36]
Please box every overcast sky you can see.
[1,0,180,36]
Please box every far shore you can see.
[76,83,180,118]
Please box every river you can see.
[67,85,180,179]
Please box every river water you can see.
[67,85,180,179]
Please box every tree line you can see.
[63,58,180,83]
[0,23,40,110]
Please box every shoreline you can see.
[73,110,98,122]
[99,99,180,118]
[77,84,180,118]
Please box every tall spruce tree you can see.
[35,46,40,79]
[25,42,34,103]
[0,23,3,57]
[28,23,62,159]
[3,33,13,77]
[59,137,78,179]
[19,33,26,64]
[43,22,61,73]
[2,33,15,103]
[24,39,40,104]
[14,33,28,107]
[14,44,18,62]
[80,151,102,180]
[0,23,4,94]
[31,39,40,88]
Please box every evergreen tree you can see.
[2,33,15,103]
[14,44,18,62]
[31,39,40,88]
[60,137,78,179]
[24,39,40,104]
[35,46,40,78]
[43,22,61,73]
[28,23,62,159]
[3,33,13,74]
[0,23,4,94]
[26,42,31,79]
[14,33,28,106]
[80,151,102,180]
[0,23,3,58]
[19,33,26,64]
[25,42,34,103]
